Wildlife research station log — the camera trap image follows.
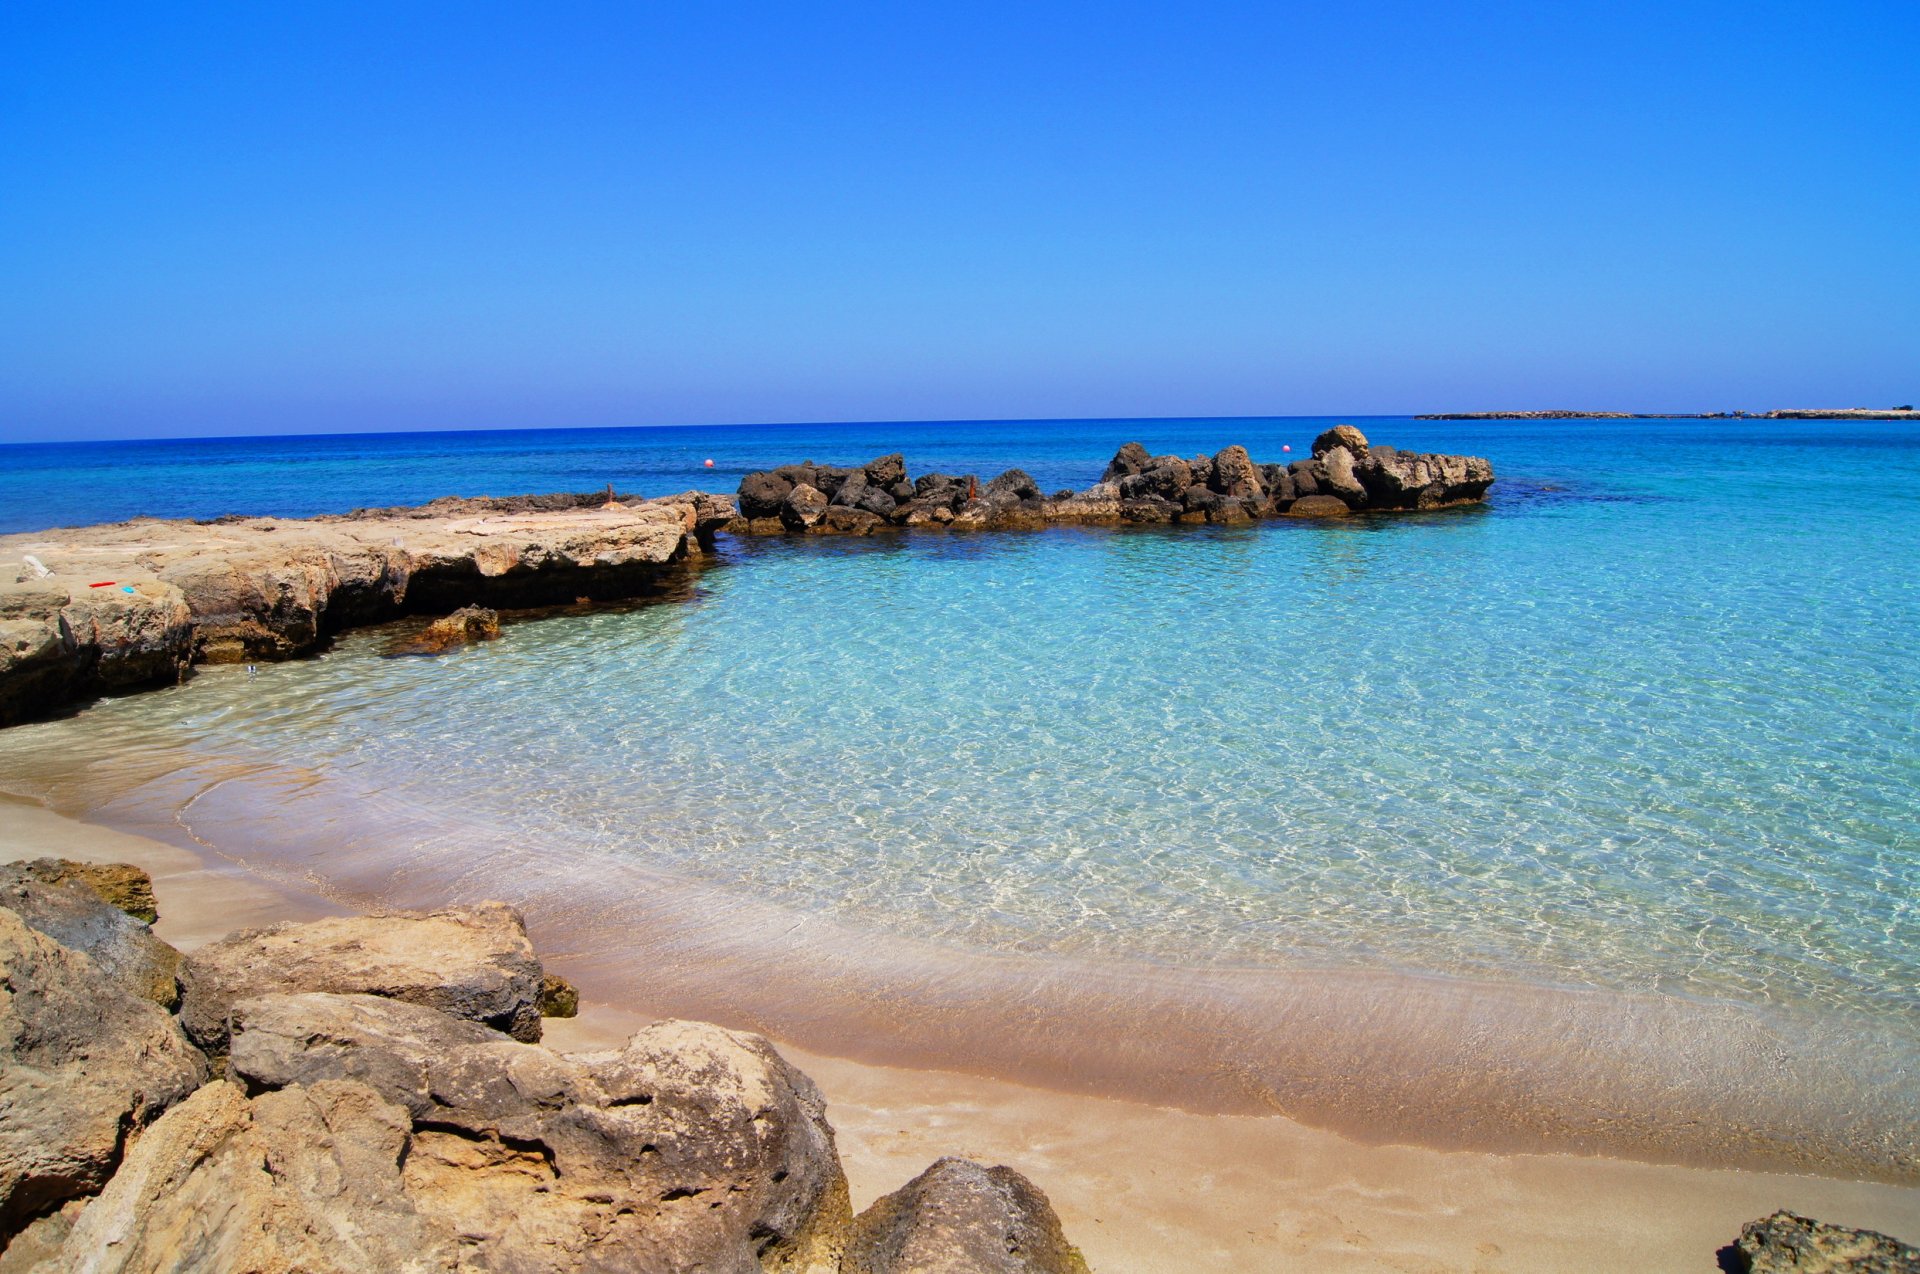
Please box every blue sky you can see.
[1,1,1915,441]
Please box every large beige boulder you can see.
[70,991,852,1272]
[843,1157,1088,1274]
[0,867,181,1008]
[0,909,206,1242]
[178,902,545,1055]
[55,1080,453,1274]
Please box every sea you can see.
[3,415,1916,1169]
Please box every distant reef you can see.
[1418,408,1918,420]
[733,426,1492,536]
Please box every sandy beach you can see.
[6,793,1914,1272]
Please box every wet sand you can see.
[5,795,1916,1272]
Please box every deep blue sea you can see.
[3,415,1917,1034]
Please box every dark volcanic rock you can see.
[0,865,182,1008]
[1208,445,1264,499]
[1727,1211,1920,1273]
[985,469,1042,502]
[864,453,908,488]
[1100,442,1151,482]
[844,1157,1089,1274]
[1289,459,1323,496]
[730,433,1493,536]
[738,470,796,519]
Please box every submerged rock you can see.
[179,901,546,1055]
[844,1157,1089,1274]
[1286,494,1355,519]
[386,604,501,656]
[0,908,206,1243]
[541,971,580,1017]
[1727,1211,1920,1273]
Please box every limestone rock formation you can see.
[843,1157,1089,1274]
[386,604,501,656]
[196,991,849,1272]
[0,490,734,726]
[1312,423,1371,459]
[3,857,158,923]
[179,902,545,1055]
[1727,1211,1920,1273]
[0,908,206,1243]
[0,866,182,1007]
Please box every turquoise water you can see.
[3,416,1917,1029]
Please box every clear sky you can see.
[2,1,1915,442]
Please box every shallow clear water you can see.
[4,417,1916,1034]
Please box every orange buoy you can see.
[1282,445,1292,453]
[703,458,715,467]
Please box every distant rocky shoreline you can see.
[1418,408,1918,420]
[0,428,1488,727]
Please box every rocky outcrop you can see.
[179,902,546,1055]
[843,1157,1089,1274]
[1726,1211,1920,1273]
[0,490,736,727]
[1,894,1088,1272]
[0,908,206,1243]
[187,991,851,1272]
[737,427,1492,537]
[3,857,158,923]
[0,866,181,1008]
[385,604,501,656]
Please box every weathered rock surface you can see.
[0,490,735,726]
[179,902,545,1055]
[736,428,1491,538]
[0,866,181,1008]
[1727,1211,1920,1273]
[0,908,206,1243]
[3,857,158,923]
[843,1157,1088,1274]
[72,991,851,1272]
[386,604,500,656]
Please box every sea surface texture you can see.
[3,416,1917,1089]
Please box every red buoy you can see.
[1282,444,1292,453]
[703,458,715,467]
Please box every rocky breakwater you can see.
[0,489,736,727]
[0,861,1089,1273]
[734,426,1493,536]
